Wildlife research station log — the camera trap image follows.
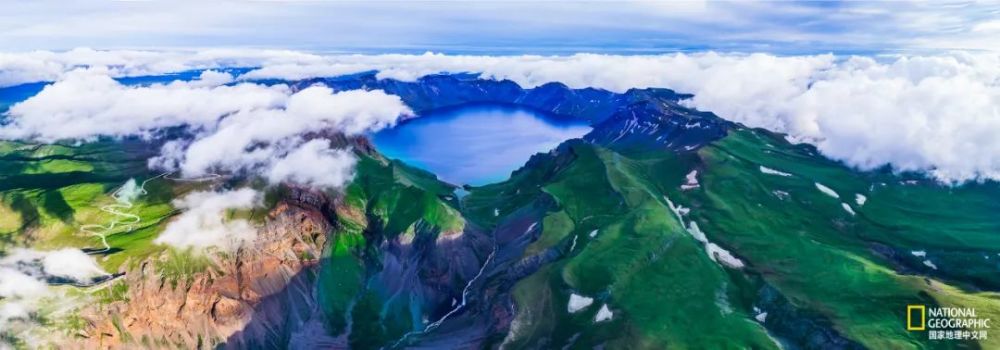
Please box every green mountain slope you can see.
[0,140,180,271]
[458,126,1000,349]
[3,124,997,349]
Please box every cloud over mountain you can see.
[241,52,1000,183]
[2,50,998,183]
[0,248,108,345]
[154,188,261,251]
[1,66,412,188]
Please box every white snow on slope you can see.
[759,166,792,177]
[841,203,856,216]
[666,196,745,269]
[815,183,840,199]
[855,193,867,206]
[594,304,614,323]
[681,170,700,190]
[568,294,594,313]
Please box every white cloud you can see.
[41,249,108,281]
[266,139,357,189]
[154,188,260,251]
[3,50,1000,183]
[1,2,998,53]
[0,248,108,345]
[243,51,1000,183]
[2,68,411,188]
[0,268,48,299]
[0,248,108,283]
[152,85,409,184]
[1,68,288,141]
[0,301,30,323]
[0,48,326,87]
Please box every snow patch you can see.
[855,193,867,206]
[568,294,593,313]
[594,304,613,323]
[707,243,745,269]
[681,170,700,190]
[759,166,792,177]
[923,260,938,270]
[815,183,840,198]
[841,203,856,216]
[688,222,744,268]
[911,250,927,257]
[525,222,538,233]
[752,307,768,323]
[666,195,745,270]
[686,221,709,243]
[772,190,790,200]
[588,229,599,238]
[664,196,690,220]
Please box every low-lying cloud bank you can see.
[1,49,998,183]
[1,67,412,188]
[154,188,261,251]
[0,48,324,88]
[241,52,1000,183]
[0,248,108,345]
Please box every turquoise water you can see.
[372,104,591,185]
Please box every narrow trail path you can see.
[78,173,166,253]
[79,171,224,253]
[73,172,222,290]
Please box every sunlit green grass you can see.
[684,128,1000,349]
[0,141,178,272]
[499,142,776,348]
[493,127,1000,349]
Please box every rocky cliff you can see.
[76,189,334,349]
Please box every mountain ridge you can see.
[0,73,997,349]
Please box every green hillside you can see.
[3,124,997,349]
[460,126,1000,349]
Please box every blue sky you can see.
[1,1,998,54]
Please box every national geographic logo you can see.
[908,305,926,331]
[907,305,991,341]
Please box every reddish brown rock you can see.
[76,201,331,349]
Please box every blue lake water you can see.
[372,104,591,186]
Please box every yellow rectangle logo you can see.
[907,305,926,331]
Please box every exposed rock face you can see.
[583,93,729,152]
[76,200,332,349]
